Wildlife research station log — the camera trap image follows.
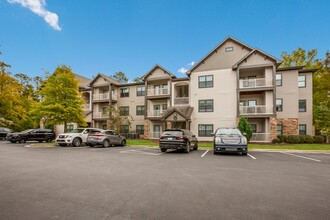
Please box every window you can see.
[276,73,282,86]
[136,86,145,96]
[120,106,129,116]
[162,84,168,94]
[298,75,306,88]
[136,125,144,135]
[120,125,129,134]
[198,124,213,137]
[199,99,213,112]
[120,88,129,97]
[162,104,168,111]
[277,124,283,135]
[102,124,107,130]
[199,75,213,88]
[136,106,145,115]
[225,47,233,52]
[299,124,306,135]
[276,99,283,112]
[67,124,74,132]
[251,124,257,133]
[299,100,306,112]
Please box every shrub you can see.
[277,135,288,143]
[272,138,281,144]
[287,135,300,144]
[305,135,314,144]
[299,135,307,143]
[238,117,253,141]
[313,135,325,144]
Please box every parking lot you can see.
[0,141,330,220]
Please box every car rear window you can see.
[162,131,184,136]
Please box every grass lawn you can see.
[127,139,330,151]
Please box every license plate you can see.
[226,148,237,151]
[167,137,173,140]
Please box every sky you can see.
[1,0,330,81]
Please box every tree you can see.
[132,76,143,83]
[238,117,253,141]
[106,105,133,131]
[34,65,87,132]
[110,71,129,83]
[280,48,330,135]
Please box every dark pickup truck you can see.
[6,129,55,143]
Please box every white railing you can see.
[149,132,161,139]
[174,97,189,105]
[93,93,110,101]
[147,88,169,96]
[147,110,166,117]
[250,133,271,142]
[93,112,108,118]
[239,78,273,89]
[239,105,273,115]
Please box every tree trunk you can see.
[64,121,67,133]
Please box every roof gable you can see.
[142,64,176,80]
[88,74,121,87]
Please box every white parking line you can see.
[201,149,209,157]
[281,152,322,162]
[247,153,256,160]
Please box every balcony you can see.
[93,93,109,101]
[239,78,273,89]
[239,105,273,115]
[93,112,108,119]
[147,110,166,118]
[250,133,270,142]
[147,88,169,96]
[174,97,189,105]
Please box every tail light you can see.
[89,134,104,137]
[176,136,185,140]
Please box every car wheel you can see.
[59,143,67,147]
[193,143,198,151]
[242,152,248,156]
[160,148,167,152]
[10,140,17,143]
[120,140,126,147]
[19,138,26,143]
[103,139,110,148]
[46,138,52,143]
[72,138,82,147]
[184,142,190,153]
[38,140,43,143]
[89,144,94,147]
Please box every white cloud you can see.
[8,0,61,31]
[188,61,195,66]
[178,67,188,74]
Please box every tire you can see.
[59,144,67,147]
[72,138,82,147]
[120,140,126,147]
[184,142,190,153]
[46,138,52,143]
[193,143,198,151]
[160,148,167,152]
[103,139,110,148]
[19,138,26,143]
[38,140,43,143]
[89,144,94,147]
[10,140,17,143]
[242,152,248,156]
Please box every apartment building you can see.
[75,36,315,142]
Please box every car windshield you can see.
[71,129,86,133]
[216,128,241,136]
[162,131,183,136]
[20,129,35,133]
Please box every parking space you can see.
[1,141,330,219]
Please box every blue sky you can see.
[1,0,329,80]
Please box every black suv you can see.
[159,129,198,153]
[6,129,55,143]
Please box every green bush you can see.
[299,135,307,143]
[305,135,314,144]
[277,135,288,143]
[272,138,281,144]
[287,135,300,144]
[313,135,325,143]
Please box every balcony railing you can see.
[93,112,108,118]
[250,133,270,142]
[174,97,189,105]
[239,105,273,115]
[93,93,110,101]
[147,88,169,96]
[149,132,161,139]
[239,78,273,89]
[147,110,166,117]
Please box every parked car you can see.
[212,128,248,155]
[56,128,103,147]
[0,127,11,140]
[6,129,55,143]
[87,130,126,147]
[159,129,198,153]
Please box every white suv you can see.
[56,128,103,147]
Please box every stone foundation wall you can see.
[166,122,172,129]
[270,117,277,140]
[143,120,150,139]
[276,118,298,136]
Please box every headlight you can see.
[241,137,247,144]
[215,137,222,144]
